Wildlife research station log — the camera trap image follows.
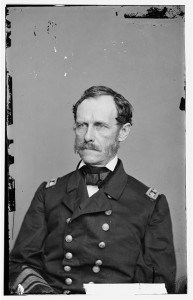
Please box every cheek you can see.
[75,133,84,141]
[101,130,118,141]
[97,134,116,148]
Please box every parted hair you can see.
[72,86,133,125]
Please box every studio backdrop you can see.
[6,5,185,284]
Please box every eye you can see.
[75,123,87,130]
[95,123,105,128]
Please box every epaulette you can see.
[145,187,160,201]
[45,178,58,188]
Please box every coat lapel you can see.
[103,159,128,200]
[62,170,87,212]
[70,190,112,221]
[63,159,128,221]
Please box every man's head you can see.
[73,86,133,167]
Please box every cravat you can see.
[80,165,110,187]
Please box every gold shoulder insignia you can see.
[45,178,57,188]
[146,187,160,201]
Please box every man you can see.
[9,86,176,294]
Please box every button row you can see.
[65,244,105,254]
[63,212,111,291]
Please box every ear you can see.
[117,123,131,142]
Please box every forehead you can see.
[77,95,117,122]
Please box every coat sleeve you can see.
[9,182,55,294]
[134,194,176,293]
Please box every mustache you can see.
[75,141,101,152]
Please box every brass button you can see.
[65,252,73,259]
[65,278,72,285]
[98,242,106,249]
[64,266,71,272]
[92,266,100,273]
[66,218,71,224]
[102,223,109,231]
[63,290,71,294]
[105,210,112,216]
[65,235,73,242]
[107,194,112,199]
[95,259,102,266]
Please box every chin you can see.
[82,157,98,165]
[80,153,101,166]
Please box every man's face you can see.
[74,95,121,166]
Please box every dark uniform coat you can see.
[9,160,176,294]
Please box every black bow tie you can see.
[80,165,111,187]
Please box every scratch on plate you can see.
[124,5,184,19]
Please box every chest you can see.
[44,186,151,249]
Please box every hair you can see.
[72,86,133,125]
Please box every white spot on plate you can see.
[33,70,38,78]
[54,46,57,53]
[64,72,67,77]
[64,56,68,59]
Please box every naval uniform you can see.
[9,159,176,294]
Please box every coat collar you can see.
[66,159,128,201]
[62,159,128,220]
[103,159,128,200]
[64,170,112,220]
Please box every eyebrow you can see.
[76,120,110,126]
[94,121,109,126]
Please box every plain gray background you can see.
[7,6,186,282]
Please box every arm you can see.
[135,194,176,293]
[9,182,55,294]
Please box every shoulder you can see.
[32,171,77,203]
[32,171,76,193]
[43,170,77,190]
[125,174,162,203]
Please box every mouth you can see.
[81,148,99,152]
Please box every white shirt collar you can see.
[78,155,118,172]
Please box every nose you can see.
[84,125,95,143]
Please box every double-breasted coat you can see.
[9,160,176,294]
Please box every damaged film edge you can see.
[6,7,15,213]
